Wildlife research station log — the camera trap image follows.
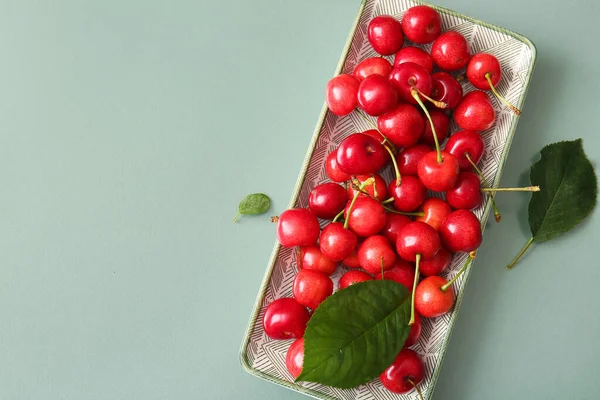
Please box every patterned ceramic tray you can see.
[240,1,536,399]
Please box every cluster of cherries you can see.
[262,5,523,397]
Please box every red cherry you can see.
[454,91,496,132]
[467,52,501,90]
[325,74,360,116]
[382,213,412,245]
[337,133,387,175]
[358,74,399,116]
[401,5,442,44]
[341,246,361,268]
[430,72,463,109]
[380,348,425,393]
[358,235,397,274]
[431,31,470,71]
[420,109,449,146]
[397,144,431,176]
[293,269,333,310]
[338,270,373,289]
[415,276,455,318]
[319,222,358,261]
[446,171,482,210]
[420,247,452,276]
[417,151,460,192]
[368,15,404,55]
[346,173,388,201]
[285,338,304,379]
[388,176,427,212]
[299,245,338,276]
[439,209,482,252]
[263,298,310,340]
[345,196,387,237]
[396,221,441,262]
[389,62,432,104]
[353,57,393,81]
[393,46,433,72]
[377,104,425,148]
[404,312,422,347]
[325,149,352,182]
[415,198,452,231]
[276,208,320,247]
[308,182,347,219]
[444,130,485,170]
[374,259,416,292]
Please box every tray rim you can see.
[239,1,538,399]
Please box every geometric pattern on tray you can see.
[241,1,536,399]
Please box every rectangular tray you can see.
[240,1,536,399]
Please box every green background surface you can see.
[1,0,598,399]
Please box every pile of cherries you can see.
[262,5,521,396]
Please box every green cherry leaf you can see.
[296,280,411,389]
[233,193,271,222]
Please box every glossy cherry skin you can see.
[401,5,442,44]
[358,74,399,116]
[417,151,460,192]
[389,62,432,104]
[415,198,452,231]
[285,338,304,379]
[368,15,404,55]
[382,213,412,245]
[420,247,452,276]
[293,269,333,310]
[380,348,425,393]
[325,149,352,182]
[431,31,470,71]
[342,246,361,268]
[439,209,482,252]
[347,173,388,201]
[319,222,358,261]
[377,104,425,148]
[353,57,393,81]
[263,298,310,340]
[337,133,388,175]
[299,245,338,276]
[420,109,449,146]
[325,74,360,116]
[444,130,485,170]
[308,182,347,219]
[404,312,422,347]
[358,235,397,274]
[396,221,441,262]
[467,52,501,90]
[393,46,433,72]
[338,270,373,289]
[454,91,496,131]
[397,144,431,176]
[446,171,482,210]
[374,259,416,292]
[430,72,463,109]
[388,176,427,212]
[345,197,387,237]
[277,208,320,247]
[415,276,455,318]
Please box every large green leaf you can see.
[296,280,411,389]
[528,139,597,242]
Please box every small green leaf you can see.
[234,193,270,222]
[296,280,411,389]
[528,139,597,242]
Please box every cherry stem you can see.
[506,237,534,269]
[381,197,395,205]
[411,87,442,164]
[384,145,402,186]
[466,153,501,223]
[441,251,476,292]
[415,87,447,109]
[409,254,421,326]
[380,256,385,280]
[344,177,375,229]
[481,186,540,192]
[332,208,345,223]
[381,204,424,217]
[485,73,521,115]
[408,379,424,400]
[356,109,397,153]
[296,246,303,270]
